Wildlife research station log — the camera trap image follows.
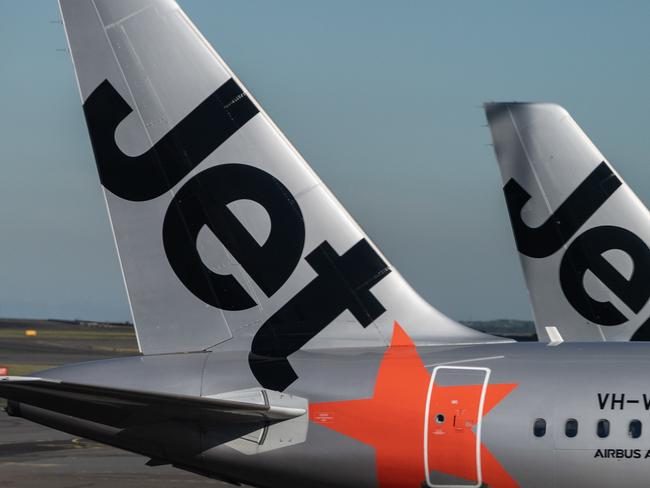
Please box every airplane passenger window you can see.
[597,419,609,438]
[565,419,578,438]
[533,418,546,437]
[629,420,642,439]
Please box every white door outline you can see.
[423,366,491,488]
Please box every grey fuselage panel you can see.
[15,341,650,488]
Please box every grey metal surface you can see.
[9,341,650,487]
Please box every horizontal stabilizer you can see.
[0,376,305,429]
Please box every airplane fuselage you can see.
[14,337,650,488]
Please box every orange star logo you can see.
[310,323,518,488]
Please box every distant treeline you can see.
[0,317,133,329]
[462,319,537,341]
[46,318,133,328]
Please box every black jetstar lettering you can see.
[249,239,391,391]
[560,226,650,326]
[83,79,392,390]
[83,78,258,202]
[163,164,305,311]
[504,162,621,259]
[504,161,650,328]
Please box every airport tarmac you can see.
[0,320,138,373]
[0,412,235,487]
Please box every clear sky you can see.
[0,1,649,323]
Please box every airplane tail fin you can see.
[486,102,650,342]
[58,0,499,387]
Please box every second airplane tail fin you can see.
[486,102,650,342]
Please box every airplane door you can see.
[424,366,490,488]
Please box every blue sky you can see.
[0,1,649,322]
